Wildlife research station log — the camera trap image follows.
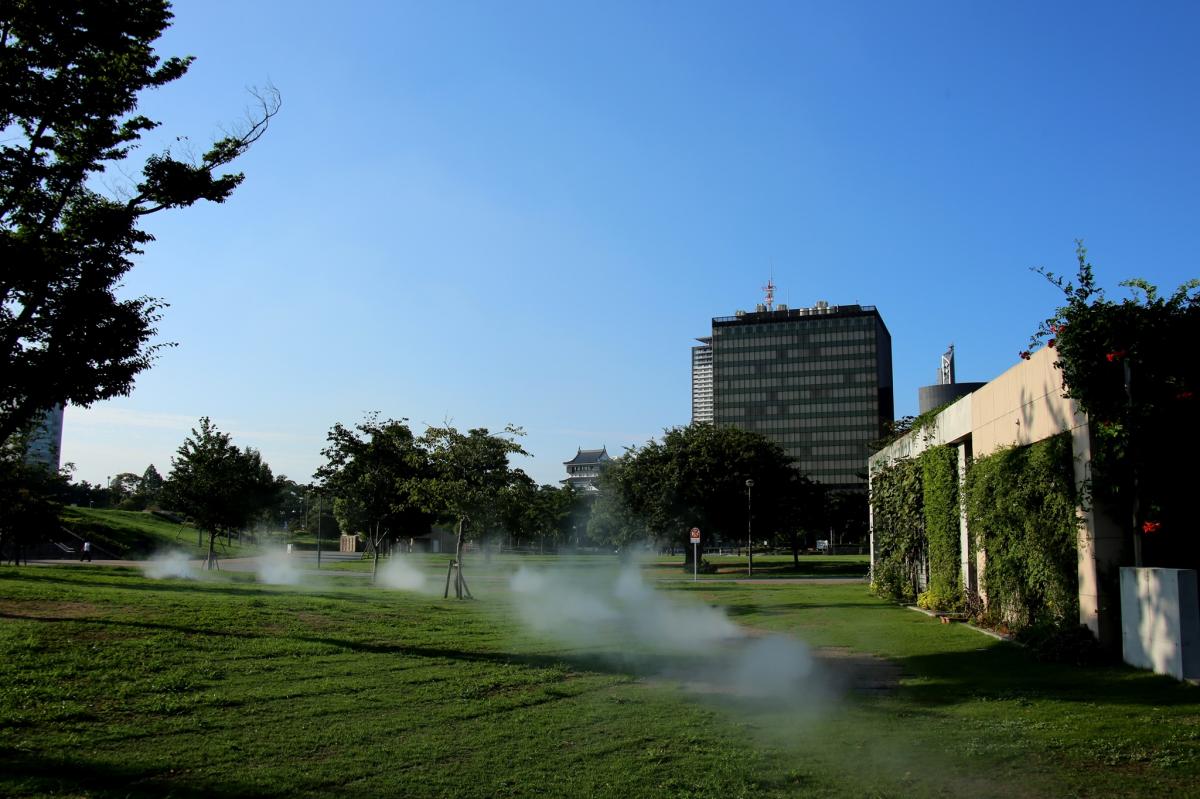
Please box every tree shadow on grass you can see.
[720,563,870,578]
[0,568,357,603]
[0,749,269,799]
[0,609,684,683]
[717,601,897,618]
[896,646,1200,708]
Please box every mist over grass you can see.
[255,549,304,585]
[141,550,196,580]
[508,563,826,710]
[377,555,430,592]
[3,566,1196,797]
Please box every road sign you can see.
[690,528,701,581]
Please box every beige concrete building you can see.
[868,347,1124,645]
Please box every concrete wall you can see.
[970,347,1084,458]
[869,393,973,469]
[1120,567,1200,681]
[869,346,1123,642]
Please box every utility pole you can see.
[746,478,755,576]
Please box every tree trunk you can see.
[791,532,800,568]
[454,517,464,599]
[205,531,218,570]
[371,522,382,584]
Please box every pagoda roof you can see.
[563,447,611,466]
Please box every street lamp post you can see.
[316,494,323,569]
[745,478,754,576]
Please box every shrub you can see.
[1016,621,1108,666]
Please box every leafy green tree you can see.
[775,472,828,567]
[139,464,164,506]
[497,470,538,549]
[164,417,280,569]
[587,460,647,551]
[0,447,66,564]
[827,490,868,548]
[607,424,818,566]
[315,416,431,583]
[531,483,578,553]
[419,425,527,598]
[268,478,307,534]
[109,473,142,504]
[0,0,278,449]
[495,475,579,553]
[1031,243,1199,568]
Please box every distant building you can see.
[699,295,893,491]
[562,447,611,493]
[691,337,713,423]
[24,405,64,472]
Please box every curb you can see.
[904,605,1017,643]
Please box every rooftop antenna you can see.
[761,277,776,311]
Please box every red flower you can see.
[1019,351,1031,360]
[1178,391,1194,401]
[1106,349,1127,362]
[1047,338,1057,348]
[1050,323,1064,335]
[1142,520,1162,534]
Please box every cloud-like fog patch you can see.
[508,564,823,709]
[256,549,303,585]
[510,564,741,653]
[378,556,429,592]
[142,551,196,580]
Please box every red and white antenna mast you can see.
[762,278,776,311]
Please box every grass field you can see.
[647,553,870,579]
[59,507,258,560]
[1,557,1197,798]
[320,551,869,582]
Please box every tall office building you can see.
[703,299,893,490]
[691,337,713,423]
[24,405,64,472]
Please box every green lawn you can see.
[0,561,1196,798]
[59,507,258,560]
[319,551,869,582]
[647,553,870,579]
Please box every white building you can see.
[691,337,713,424]
[562,447,611,493]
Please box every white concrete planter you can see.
[1120,567,1199,681]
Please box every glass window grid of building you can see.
[710,306,892,490]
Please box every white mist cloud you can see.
[378,556,430,592]
[508,564,823,709]
[510,565,738,654]
[142,551,196,580]
[256,550,303,585]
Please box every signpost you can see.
[690,527,701,581]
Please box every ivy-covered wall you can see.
[920,445,961,610]
[964,432,1079,630]
[869,457,924,603]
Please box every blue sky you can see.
[62,0,1200,487]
